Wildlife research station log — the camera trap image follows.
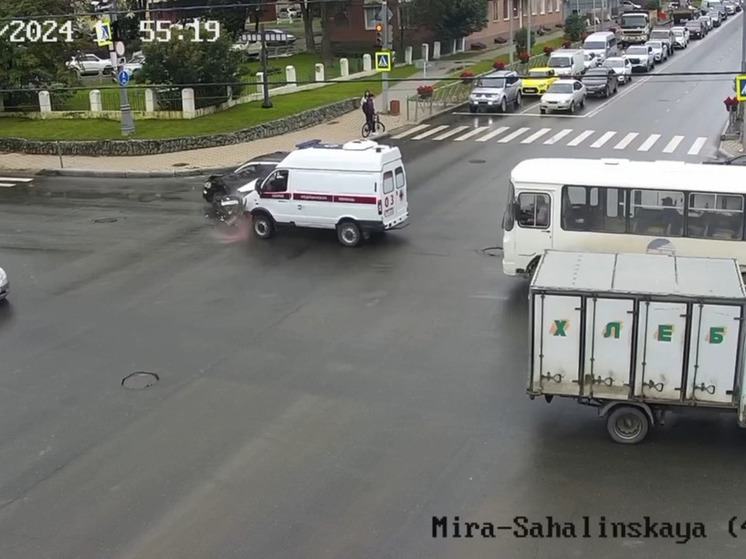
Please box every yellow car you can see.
[521,67,558,96]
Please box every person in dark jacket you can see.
[362,90,376,134]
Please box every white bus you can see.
[502,158,746,277]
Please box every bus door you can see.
[515,191,554,260]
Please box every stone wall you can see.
[0,98,359,157]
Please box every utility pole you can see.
[742,8,746,145]
[382,0,390,114]
[260,24,273,108]
[527,0,531,55]
[101,0,135,135]
[509,0,514,63]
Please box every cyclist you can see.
[361,90,376,136]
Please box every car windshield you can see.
[528,69,553,78]
[584,41,606,50]
[584,70,607,78]
[622,15,649,27]
[477,77,506,88]
[548,57,571,68]
[626,47,647,54]
[686,22,699,27]
[672,29,684,36]
[650,31,668,37]
[547,83,573,94]
[646,41,662,48]
[604,59,624,67]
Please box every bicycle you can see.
[361,113,386,138]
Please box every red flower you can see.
[518,51,530,62]
[562,39,572,48]
[493,60,506,70]
[460,70,474,78]
[417,85,434,95]
[543,46,555,55]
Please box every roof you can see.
[550,50,582,55]
[531,251,746,300]
[510,158,746,195]
[585,31,616,38]
[278,139,401,172]
[485,70,518,77]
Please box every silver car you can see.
[468,70,522,113]
[603,57,633,83]
[539,79,586,114]
[0,266,8,301]
[624,45,655,71]
[645,40,668,62]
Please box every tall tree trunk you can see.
[302,3,316,52]
[320,1,333,62]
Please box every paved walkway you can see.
[0,31,570,176]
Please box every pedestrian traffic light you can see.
[375,23,383,47]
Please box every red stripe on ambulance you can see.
[332,195,377,204]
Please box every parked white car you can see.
[0,266,8,301]
[539,79,586,114]
[602,56,632,84]
[66,53,113,76]
[623,45,655,72]
[121,52,145,77]
[671,26,689,49]
[583,52,601,70]
[645,40,668,62]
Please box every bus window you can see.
[562,186,600,231]
[517,193,550,228]
[688,193,744,240]
[629,189,684,236]
[604,188,626,232]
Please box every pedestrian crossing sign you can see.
[95,19,112,46]
[737,74,746,101]
[375,51,391,72]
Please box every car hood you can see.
[522,77,555,86]
[541,92,573,102]
[237,179,260,194]
[470,87,504,96]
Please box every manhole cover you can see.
[477,246,503,257]
[172,162,189,167]
[327,120,339,125]
[94,217,118,223]
[469,159,486,164]
[122,372,159,390]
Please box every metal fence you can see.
[406,42,582,122]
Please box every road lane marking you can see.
[0,177,33,182]
[432,126,469,140]
[0,183,15,188]
[662,135,684,153]
[637,134,661,152]
[590,131,617,148]
[498,127,531,143]
[411,125,450,140]
[567,130,595,147]
[614,132,638,149]
[454,126,490,141]
[688,137,708,155]
[391,124,430,139]
[543,129,573,145]
[520,128,552,144]
[475,126,510,142]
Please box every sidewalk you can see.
[0,31,570,177]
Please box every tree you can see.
[410,0,488,42]
[564,13,587,42]
[206,0,263,41]
[300,1,316,53]
[137,22,243,109]
[513,27,534,52]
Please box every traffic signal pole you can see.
[381,0,389,114]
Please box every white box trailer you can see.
[528,250,746,444]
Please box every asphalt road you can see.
[1,16,746,559]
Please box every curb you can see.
[716,117,740,160]
[33,165,236,178]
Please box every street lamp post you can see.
[101,1,134,135]
[260,24,273,109]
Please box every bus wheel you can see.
[337,220,362,247]
[606,406,650,445]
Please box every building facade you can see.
[467,0,565,47]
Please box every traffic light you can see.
[375,23,383,47]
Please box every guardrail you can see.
[406,42,582,122]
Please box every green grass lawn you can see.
[0,65,416,140]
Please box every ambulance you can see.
[239,139,409,247]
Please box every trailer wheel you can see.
[606,406,650,445]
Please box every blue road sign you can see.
[738,74,746,101]
[117,69,130,86]
[375,51,391,72]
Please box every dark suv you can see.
[581,67,618,97]
[202,151,288,203]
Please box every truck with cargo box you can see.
[527,250,746,444]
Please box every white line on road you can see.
[520,128,552,144]
[543,129,573,145]
[0,177,33,182]
[637,134,661,152]
[614,132,638,150]
[411,125,450,140]
[662,135,684,153]
[391,124,430,139]
[688,137,708,155]
[590,131,617,149]
[454,126,490,141]
[475,126,510,142]
[432,126,470,140]
[498,127,530,143]
[0,183,15,188]
[567,130,595,147]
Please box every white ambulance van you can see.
[239,139,409,247]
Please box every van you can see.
[547,49,585,78]
[239,139,409,247]
[582,31,618,62]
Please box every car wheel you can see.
[569,101,575,114]
[252,212,274,240]
[539,107,546,114]
[605,86,610,98]
[337,220,362,247]
[499,97,507,113]
[515,92,522,108]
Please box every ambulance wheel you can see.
[337,220,362,247]
[252,212,274,239]
[606,406,649,445]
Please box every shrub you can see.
[493,60,506,70]
[543,46,555,55]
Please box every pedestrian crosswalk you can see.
[391,124,710,156]
[0,176,34,188]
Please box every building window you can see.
[503,0,509,19]
[364,4,383,30]
[493,0,500,20]
[541,0,546,14]
[547,0,552,13]
[555,0,561,14]
[531,0,537,15]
